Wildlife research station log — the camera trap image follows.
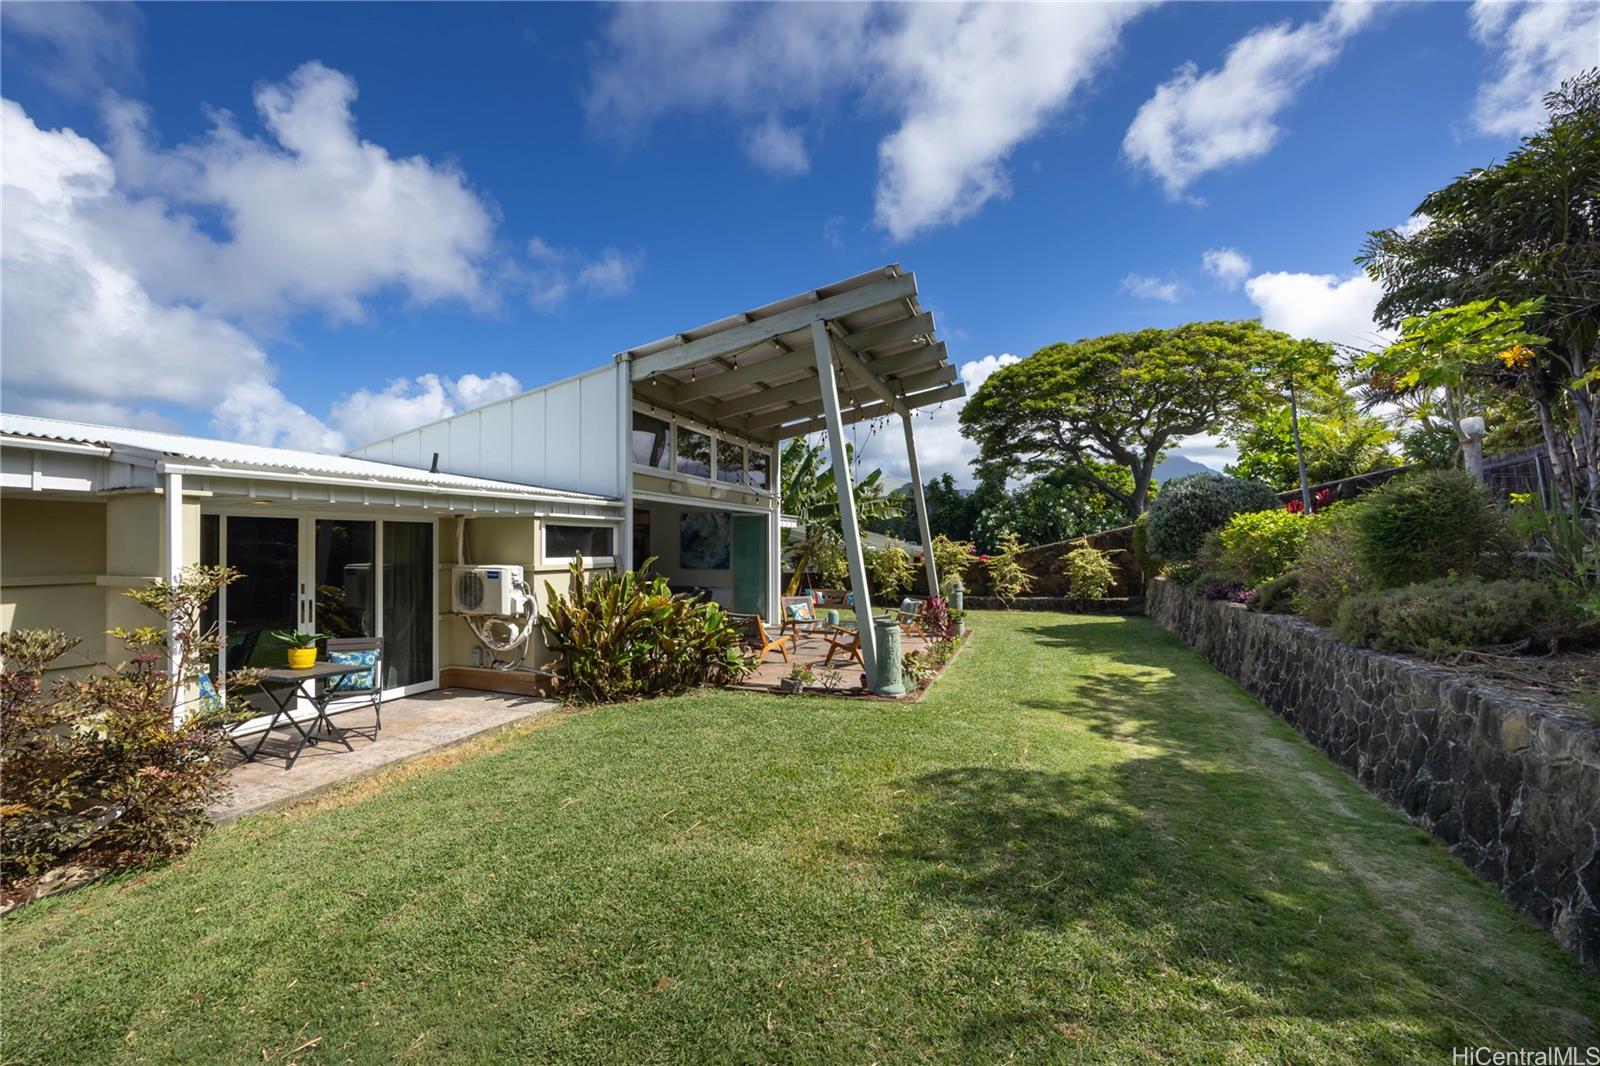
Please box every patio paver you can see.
[209,687,558,824]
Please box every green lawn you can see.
[4,612,1596,1062]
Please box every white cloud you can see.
[1202,247,1252,288]
[0,1,141,98]
[101,62,496,322]
[586,2,1150,241]
[850,352,1020,487]
[742,115,809,176]
[1395,212,1431,238]
[1,66,519,452]
[1468,0,1599,135]
[1120,273,1186,303]
[871,3,1148,240]
[1124,2,1375,199]
[1243,269,1393,351]
[524,237,641,309]
[329,372,523,447]
[822,215,847,250]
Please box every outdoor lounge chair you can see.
[778,595,826,640]
[888,597,927,637]
[822,623,864,668]
[323,637,383,740]
[749,615,793,666]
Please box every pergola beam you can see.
[773,382,966,440]
[630,273,917,382]
[826,322,908,417]
[744,365,958,431]
[712,343,949,420]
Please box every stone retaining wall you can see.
[1145,578,1600,967]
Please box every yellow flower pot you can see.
[287,646,316,670]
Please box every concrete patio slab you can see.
[209,688,558,825]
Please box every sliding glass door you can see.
[381,522,433,689]
[314,519,375,641]
[206,514,436,703]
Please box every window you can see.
[716,439,744,485]
[545,524,615,561]
[632,412,670,469]
[747,448,771,491]
[677,425,711,478]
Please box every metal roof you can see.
[0,413,617,503]
[624,264,963,441]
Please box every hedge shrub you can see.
[1145,473,1280,563]
[1215,509,1308,586]
[1354,469,1512,589]
[1292,502,1371,625]
[1332,576,1565,656]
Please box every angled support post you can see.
[615,353,634,572]
[810,318,878,683]
[901,413,938,598]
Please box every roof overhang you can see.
[621,265,962,442]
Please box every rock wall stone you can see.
[1146,578,1600,967]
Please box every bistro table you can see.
[243,660,371,769]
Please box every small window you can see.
[545,524,615,561]
[632,412,670,469]
[677,425,711,478]
[747,448,770,491]
[716,439,744,485]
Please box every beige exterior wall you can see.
[2,491,205,674]
[437,514,617,672]
[1,498,109,673]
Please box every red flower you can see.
[1284,499,1304,513]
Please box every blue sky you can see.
[2,1,1593,483]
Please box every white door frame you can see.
[210,510,439,730]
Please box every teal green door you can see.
[730,515,768,616]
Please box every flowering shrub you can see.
[1284,488,1334,514]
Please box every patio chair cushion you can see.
[197,673,223,715]
[784,600,815,622]
[328,648,378,691]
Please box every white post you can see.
[810,318,878,681]
[902,413,938,598]
[767,438,782,619]
[163,470,185,726]
[615,355,634,572]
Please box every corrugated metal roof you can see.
[0,413,617,503]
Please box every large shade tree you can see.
[961,321,1333,519]
[1358,70,1600,503]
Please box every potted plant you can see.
[779,663,814,694]
[268,629,329,670]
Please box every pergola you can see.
[617,265,962,685]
